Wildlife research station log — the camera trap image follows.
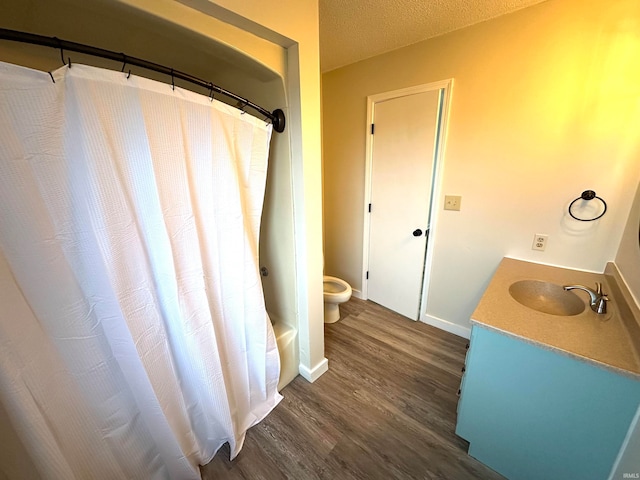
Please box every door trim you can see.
[362,79,454,319]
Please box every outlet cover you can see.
[532,234,548,251]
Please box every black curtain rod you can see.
[0,28,286,133]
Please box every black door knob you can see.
[413,229,423,237]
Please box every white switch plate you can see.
[444,195,462,211]
[532,234,548,251]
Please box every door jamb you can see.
[361,79,454,319]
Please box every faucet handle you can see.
[595,282,603,295]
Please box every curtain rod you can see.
[0,28,286,133]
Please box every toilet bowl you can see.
[323,275,352,323]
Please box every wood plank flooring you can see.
[201,297,504,479]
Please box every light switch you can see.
[444,195,462,211]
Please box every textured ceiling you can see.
[319,0,548,72]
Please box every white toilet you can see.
[323,275,352,323]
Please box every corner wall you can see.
[616,181,640,307]
[322,0,640,333]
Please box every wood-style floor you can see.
[201,297,504,479]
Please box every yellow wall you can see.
[322,0,640,332]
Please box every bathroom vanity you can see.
[456,258,640,480]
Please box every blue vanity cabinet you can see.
[456,325,640,480]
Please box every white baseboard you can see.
[298,357,329,382]
[351,289,364,300]
[421,314,471,339]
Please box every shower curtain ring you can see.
[171,68,175,91]
[120,54,127,72]
[208,83,215,102]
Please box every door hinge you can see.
[368,203,372,213]
[366,271,369,280]
[371,123,375,135]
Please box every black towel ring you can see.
[568,190,607,221]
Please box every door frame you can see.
[361,79,454,319]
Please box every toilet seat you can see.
[324,275,350,296]
[323,275,352,323]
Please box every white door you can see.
[367,89,441,320]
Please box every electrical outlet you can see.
[444,195,462,211]
[532,234,548,251]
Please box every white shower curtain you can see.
[0,61,282,479]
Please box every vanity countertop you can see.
[471,257,640,379]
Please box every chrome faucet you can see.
[563,282,608,314]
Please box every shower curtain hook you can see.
[208,83,214,102]
[119,54,131,79]
[55,37,67,67]
[171,68,175,91]
[48,71,55,83]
